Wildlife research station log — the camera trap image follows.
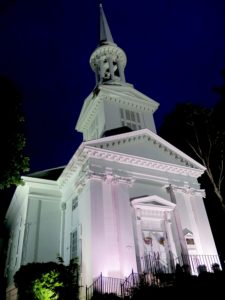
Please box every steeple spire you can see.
[89,4,127,86]
[99,3,114,45]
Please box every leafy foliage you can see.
[33,271,63,300]
[14,259,79,300]
[0,76,29,189]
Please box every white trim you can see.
[83,146,203,177]
[28,194,61,202]
[58,144,204,188]
[22,176,60,186]
[76,84,159,132]
[131,195,175,212]
[83,128,205,170]
[131,195,176,209]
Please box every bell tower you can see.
[76,4,159,141]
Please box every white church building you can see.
[5,5,220,299]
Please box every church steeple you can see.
[76,4,159,141]
[90,4,127,85]
[99,3,114,45]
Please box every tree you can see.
[0,76,30,298]
[211,70,225,201]
[159,70,225,265]
[159,96,225,213]
[0,76,29,189]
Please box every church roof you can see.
[27,166,65,181]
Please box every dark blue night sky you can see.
[1,0,225,173]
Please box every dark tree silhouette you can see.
[159,100,224,212]
[0,76,29,190]
[0,76,30,298]
[159,70,225,265]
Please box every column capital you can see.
[166,184,205,197]
[74,165,135,193]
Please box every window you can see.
[186,238,195,245]
[184,231,196,249]
[72,197,78,211]
[70,230,78,259]
[120,108,141,131]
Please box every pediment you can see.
[183,228,193,236]
[59,129,205,188]
[83,128,205,171]
[131,195,176,210]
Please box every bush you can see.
[14,259,79,300]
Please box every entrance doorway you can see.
[131,195,178,274]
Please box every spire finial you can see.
[99,3,114,45]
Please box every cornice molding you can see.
[103,94,156,113]
[100,84,159,109]
[77,92,158,132]
[28,194,61,202]
[83,128,206,171]
[83,146,203,177]
[58,148,88,188]
[22,176,59,187]
[76,84,159,132]
[59,145,204,189]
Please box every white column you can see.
[24,198,41,263]
[167,186,189,258]
[60,202,66,259]
[183,191,203,254]
[89,176,108,278]
[115,179,137,276]
[132,208,145,273]
[101,174,121,277]
[190,191,219,256]
[164,212,178,270]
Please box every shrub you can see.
[14,259,79,300]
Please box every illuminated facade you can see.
[5,5,220,299]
